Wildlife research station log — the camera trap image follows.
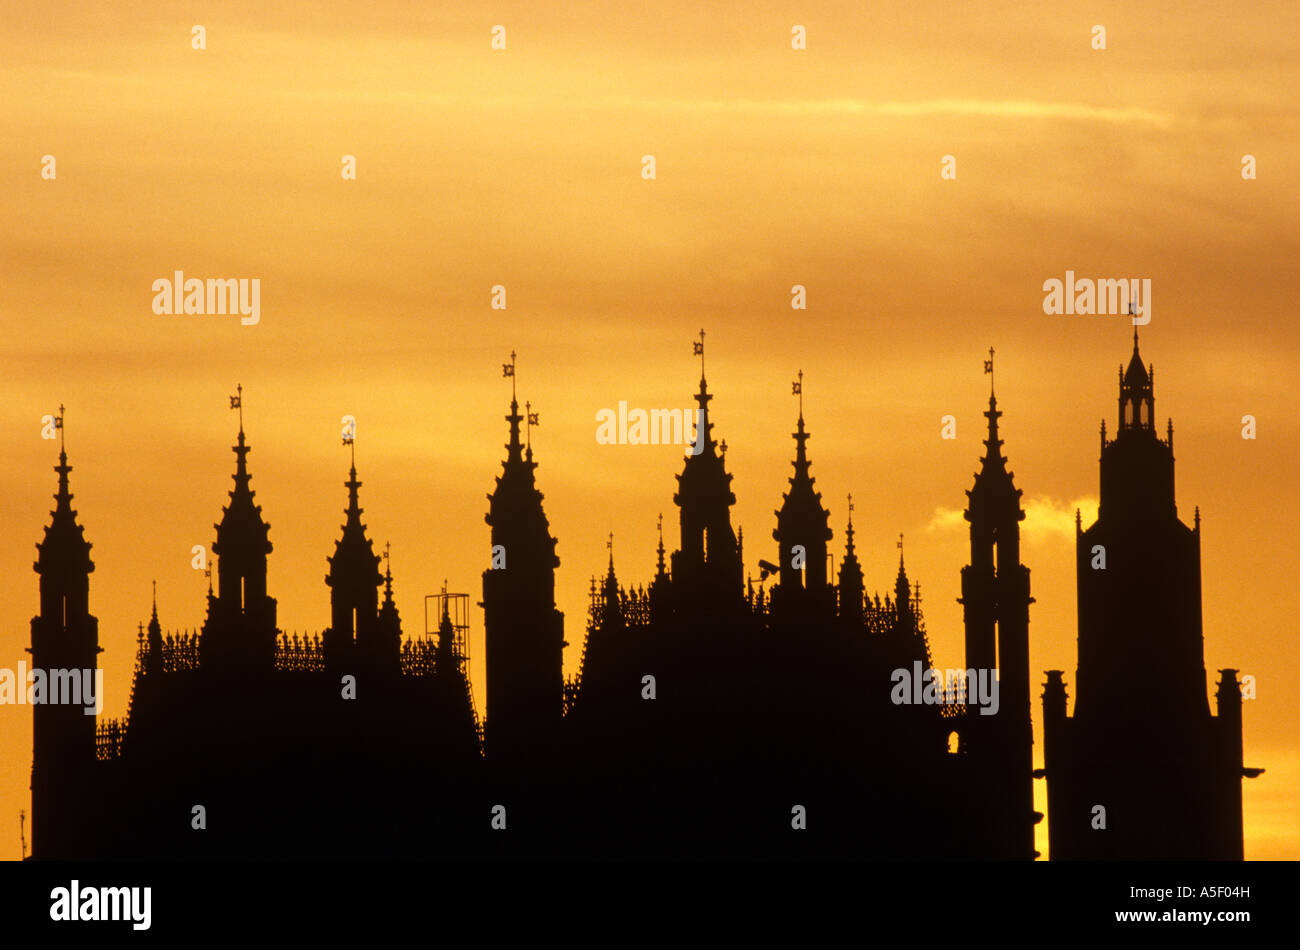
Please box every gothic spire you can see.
[377,543,401,641]
[213,385,272,565]
[773,370,831,591]
[895,533,910,604]
[325,454,382,592]
[486,353,560,571]
[36,438,94,577]
[502,351,525,466]
[146,581,163,668]
[837,494,864,623]
[655,513,667,579]
[672,330,740,593]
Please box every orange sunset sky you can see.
[2,2,1297,860]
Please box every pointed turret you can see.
[145,581,162,674]
[201,386,278,669]
[324,447,385,670]
[649,513,671,617]
[1099,329,1175,522]
[837,495,864,624]
[671,331,742,598]
[482,353,565,760]
[377,546,401,648]
[958,350,1035,859]
[772,371,832,596]
[1118,329,1154,432]
[29,411,101,859]
[894,534,912,627]
[601,533,623,629]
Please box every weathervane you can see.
[230,383,244,432]
[525,400,539,449]
[342,418,355,467]
[502,350,517,401]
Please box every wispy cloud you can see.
[598,96,1176,127]
[928,495,1100,542]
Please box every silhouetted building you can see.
[1042,333,1255,859]
[26,341,1250,860]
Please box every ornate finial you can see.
[719,438,727,457]
[657,512,663,538]
[525,401,539,450]
[897,532,905,569]
[606,531,614,553]
[792,370,804,419]
[342,416,356,468]
[693,328,706,378]
[503,351,517,401]
[230,383,244,434]
[56,403,66,453]
[984,347,995,397]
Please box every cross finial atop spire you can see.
[56,403,66,453]
[793,369,804,419]
[693,328,706,379]
[897,531,905,567]
[984,347,995,397]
